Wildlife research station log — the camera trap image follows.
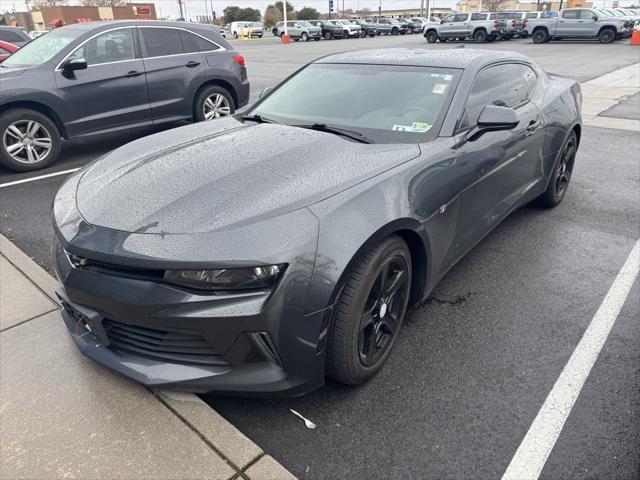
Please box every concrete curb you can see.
[0,234,296,480]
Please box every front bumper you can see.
[53,240,330,397]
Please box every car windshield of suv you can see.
[252,63,459,143]
[1,27,81,68]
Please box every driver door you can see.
[445,63,545,266]
[438,15,457,36]
[55,27,151,137]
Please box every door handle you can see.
[126,70,142,77]
[527,119,541,131]
[186,61,201,68]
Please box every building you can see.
[2,11,35,31]
[30,3,156,31]
[456,0,592,12]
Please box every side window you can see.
[454,14,469,22]
[180,31,218,53]
[0,31,23,43]
[442,15,455,22]
[69,28,135,66]
[471,13,487,21]
[562,10,579,19]
[580,10,596,18]
[460,64,537,130]
[526,12,538,18]
[141,28,183,57]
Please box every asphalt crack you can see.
[421,291,475,307]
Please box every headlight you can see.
[164,265,285,291]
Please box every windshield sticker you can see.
[392,122,432,133]
[432,83,449,95]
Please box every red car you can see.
[0,41,18,62]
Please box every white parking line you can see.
[0,168,81,189]
[502,239,640,480]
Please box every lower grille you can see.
[103,319,226,366]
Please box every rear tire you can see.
[0,108,61,172]
[536,131,577,208]
[326,235,412,385]
[598,28,615,44]
[194,85,235,122]
[532,28,549,43]
[473,29,487,43]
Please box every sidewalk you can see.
[0,235,295,480]
[581,62,640,132]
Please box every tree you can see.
[223,6,241,23]
[273,1,295,19]
[32,0,66,7]
[236,7,261,21]
[264,6,281,27]
[481,0,507,11]
[296,6,320,20]
[81,0,124,6]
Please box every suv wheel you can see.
[0,109,61,172]
[598,28,615,44]
[473,29,487,43]
[194,85,235,122]
[301,32,309,42]
[324,31,332,40]
[233,32,238,39]
[532,28,549,43]
[326,235,412,385]
[425,30,438,43]
[391,27,399,35]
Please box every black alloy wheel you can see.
[599,28,615,43]
[425,30,438,43]
[327,235,411,385]
[536,131,577,208]
[532,28,549,43]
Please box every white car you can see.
[409,16,440,32]
[230,21,263,39]
[332,19,362,37]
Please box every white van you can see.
[230,21,264,39]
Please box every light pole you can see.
[283,0,288,36]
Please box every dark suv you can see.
[0,26,32,47]
[308,20,344,39]
[0,20,250,172]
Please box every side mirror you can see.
[440,19,445,24]
[466,105,519,141]
[592,15,598,20]
[259,87,273,99]
[63,57,87,72]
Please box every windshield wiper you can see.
[241,113,275,124]
[292,123,372,144]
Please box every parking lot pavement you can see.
[0,38,638,479]
[0,235,296,480]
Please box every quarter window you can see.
[180,30,218,53]
[69,28,135,66]
[141,28,183,57]
[460,63,537,130]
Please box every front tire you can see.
[194,85,235,122]
[425,30,438,43]
[326,236,412,385]
[598,28,615,44]
[536,131,577,208]
[324,31,332,40]
[301,32,309,42]
[0,108,61,172]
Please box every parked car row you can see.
[271,17,438,41]
[424,7,636,44]
[0,21,249,172]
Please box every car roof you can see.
[315,48,531,70]
[53,19,216,32]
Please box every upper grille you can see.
[103,319,226,366]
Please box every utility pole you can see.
[420,0,424,17]
[204,0,208,23]
[283,0,288,36]
[178,0,184,19]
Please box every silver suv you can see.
[276,21,322,41]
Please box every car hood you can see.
[75,118,420,235]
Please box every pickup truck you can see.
[527,8,629,43]
[424,12,508,43]
[371,17,408,35]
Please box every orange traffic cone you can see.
[631,29,640,46]
[281,33,291,44]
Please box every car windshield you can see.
[251,63,459,144]
[2,27,81,68]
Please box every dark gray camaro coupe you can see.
[53,49,581,396]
